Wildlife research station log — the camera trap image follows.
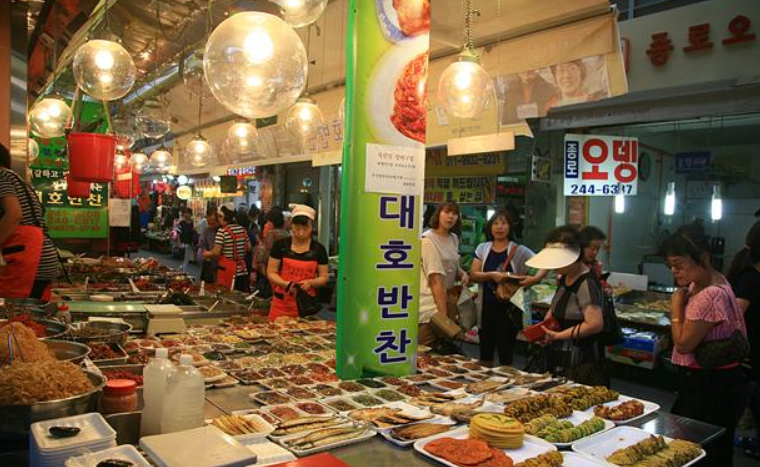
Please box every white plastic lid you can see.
[179,354,193,365]
[155,348,169,359]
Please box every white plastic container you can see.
[161,353,205,433]
[141,348,176,436]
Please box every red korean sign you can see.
[564,134,639,196]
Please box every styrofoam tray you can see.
[582,395,660,425]
[268,414,351,440]
[413,426,556,466]
[238,438,296,466]
[572,426,706,467]
[319,396,364,414]
[65,444,151,467]
[205,414,275,441]
[369,387,410,403]
[462,377,509,395]
[140,426,258,467]
[276,425,376,456]
[346,401,435,430]
[31,413,116,452]
[379,418,459,447]
[529,411,614,448]
[30,438,116,466]
[560,452,614,466]
[428,378,468,392]
[248,390,294,406]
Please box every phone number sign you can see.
[564,134,639,196]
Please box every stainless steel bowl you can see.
[68,321,133,345]
[0,370,105,439]
[44,339,91,364]
[38,318,69,340]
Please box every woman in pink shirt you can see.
[664,225,747,467]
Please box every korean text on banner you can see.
[336,0,431,378]
[563,134,639,196]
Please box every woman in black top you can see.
[0,143,59,299]
[728,220,760,458]
[266,204,328,322]
[527,226,607,386]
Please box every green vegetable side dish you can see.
[526,415,606,443]
[375,389,405,402]
[352,394,384,407]
[357,378,385,388]
[326,399,359,411]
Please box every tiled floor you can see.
[138,248,759,466]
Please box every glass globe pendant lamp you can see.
[112,113,138,148]
[438,48,493,119]
[226,121,259,158]
[286,96,324,137]
[114,149,129,170]
[28,138,40,159]
[29,97,71,138]
[72,39,136,101]
[150,147,172,171]
[130,151,149,174]
[273,0,327,28]
[136,99,171,139]
[203,12,308,119]
[186,135,213,168]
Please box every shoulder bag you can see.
[295,286,322,317]
[693,287,750,369]
[494,244,521,302]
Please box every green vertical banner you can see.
[337,0,431,378]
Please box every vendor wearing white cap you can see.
[266,204,329,322]
[526,226,607,386]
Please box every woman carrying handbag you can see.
[470,211,545,366]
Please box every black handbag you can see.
[296,287,322,317]
[694,330,750,369]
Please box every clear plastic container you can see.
[141,348,175,436]
[102,379,138,414]
[161,354,205,433]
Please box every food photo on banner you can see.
[494,55,612,125]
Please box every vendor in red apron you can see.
[266,204,329,322]
[0,144,60,299]
[203,204,251,292]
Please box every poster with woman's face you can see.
[494,55,611,125]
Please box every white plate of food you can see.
[523,412,614,448]
[276,423,376,456]
[414,426,557,467]
[205,414,274,441]
[346,401,435,430]
[380,418,459,447]
[583,395,660,424]
[571,426,705,467]
[367,34,430,147]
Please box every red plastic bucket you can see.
[66,173,91,198]
[67,132,117,182]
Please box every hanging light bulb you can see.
[114,150,129,170]
[112,113,138,148]
[150,147,172,171]
[203,12,308,119]
[178,175,189,185]
[186,135,214,168]
[73,39,136,101]
[29,98,71,138]
[130,151,149,174]
[286,96,324,137]
[438,0,492,119]
[136,99,171,139]
[711,184,723,221]
[28,138,39,159]
[614,194,625,214]
[226,122,259,158]
[664,182,676,216]
[438,49,493,118]
[274,0,327,28]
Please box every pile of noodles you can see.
[0,360,94,405]
[0,322,54,365]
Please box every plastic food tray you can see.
[276,425,376,456]
[65,444,151,467]
[345,401,435,430]
[572,426,705,467]
[414,426,556,467]
[205,414,275,441]
[31,413,116,452]
[527,411,615,448]
[380,418,459,447]
[582,395,660,425]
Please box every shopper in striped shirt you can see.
[0,143,60,299]
[204,204,250,292]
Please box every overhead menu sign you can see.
[563,134,639,196]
